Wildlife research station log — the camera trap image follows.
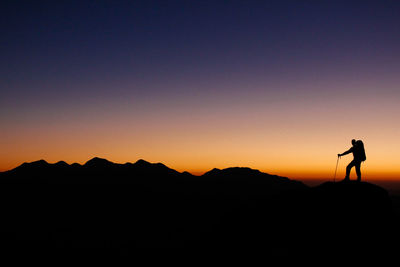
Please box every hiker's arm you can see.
[339,147,353,157]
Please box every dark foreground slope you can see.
[0,158,397,251]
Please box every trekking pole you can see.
[333,156,340,182]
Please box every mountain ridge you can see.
[0,156,295,181]
[1,157,289,179]
[0,157,396,249]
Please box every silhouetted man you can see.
[338,139,366,182]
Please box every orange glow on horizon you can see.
[1,155,399,182]
[1,87,400,181]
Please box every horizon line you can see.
[1,157,400,182]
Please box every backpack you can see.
[356,140,366,162]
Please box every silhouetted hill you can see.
[202,167,306,196]
[0,158,397,250]
[14,159,50,171]
[312,180,391,212]
[0,158,305,193]
[83,157,114,168]
[0,157,184,185]
[304,180,393,228]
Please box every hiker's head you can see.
[352,139,356,145]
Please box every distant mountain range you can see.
[0,157,397,250]
[0,157,306,196]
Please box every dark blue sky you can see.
[2,0,399,100]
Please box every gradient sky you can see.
[1,0,400,180]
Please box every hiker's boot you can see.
[343,177,350,182]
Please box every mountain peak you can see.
[33,159,48,165]
[19,159,49,168]
[55,161,69,167]
[203,168,221,176]
[203,167,263,177]
[315,180,389,197]
[134,159,151,166]
[84,157,113,167]
[309,180,392,218]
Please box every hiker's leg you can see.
[355,161,361,182]
[345,160,356,179]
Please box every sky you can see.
[1,0,400,181]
